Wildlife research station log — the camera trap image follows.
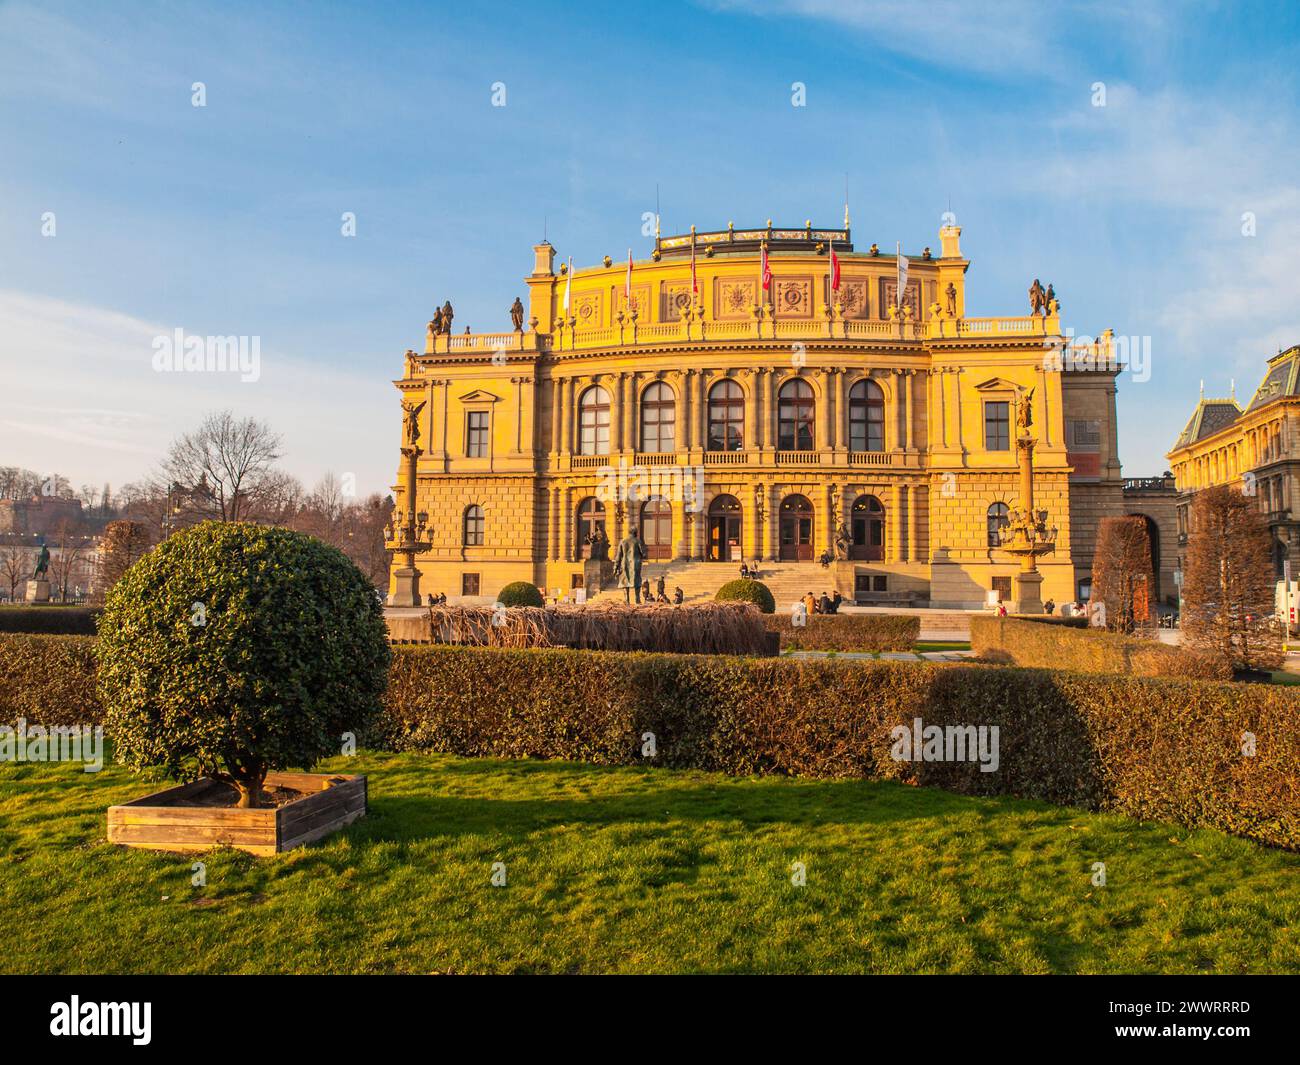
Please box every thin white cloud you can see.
[0,290,397,495]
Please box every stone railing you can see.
[423,312,1055,357]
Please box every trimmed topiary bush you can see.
[715,578,775,614]
[496,581,544,608]
[96,522,390,807]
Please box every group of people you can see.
[425,592,448,606]
[639,575,684,605]
[801,590,843,615]
[738,560,761,580]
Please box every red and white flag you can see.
[829,239,841,293]
[625,249,633,303]
[690,232,698,294]
[760,241,771,291]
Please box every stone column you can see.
[549,487,561,562]
[895,369,908,452]
[561,378,575,454]
[911,483,925,563]
[697,370,709,450]
[551,379,562,453]
[821,367,834,450]
[562,485,574,561]
[906,370,917,451]
[889,483,904,562]
[681,369,693,452]
[613,372,626,453]
[768,482,781,560]
[744,369,759,450]
[766,371,778,450]
[831,368,844,450]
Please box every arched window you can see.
[640,382,676,453]
[986,502,1009,548]
[778,379,815,450]
[707,380,744,451]
[706,494,742,562]
[848,380,885,452]
[640,498,673,560]
[576,496,606,558]
[463,504,484,546]
[850,494,884,560]
[577,386,611,455]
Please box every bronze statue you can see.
[612,527,647,604]
[431,307,444,335]
[441,300,454,334]
[510,297,524,332]
[401,397,427,448]
[1044,283,1056,309]
[1016,387,1035,432]
[834,522,851,561]
[1028,279,1046,315]
[32,544,50,579]
[585,528,610,561]
[945,282,957,317]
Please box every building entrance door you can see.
[779,494,814,561]
[707,494,742,561]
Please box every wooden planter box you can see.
[107,772,367,856]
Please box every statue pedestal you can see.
[25,579,51,604]
[583,558,614,596]
[1013,570,1044,615]
[389,566,423,608]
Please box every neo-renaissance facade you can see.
[389,220,1131,608]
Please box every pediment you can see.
[973,376,1020,392]
[458,389,501,405]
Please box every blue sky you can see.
[2,0,1299,494]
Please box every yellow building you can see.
[390,220,1127,608]
[1167,345,1300,579]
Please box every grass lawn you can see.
[2,750,1298,974]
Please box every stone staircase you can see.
[591,561,849,608]
[588,560,977,640]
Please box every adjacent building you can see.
[1167,345,1300,580]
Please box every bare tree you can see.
[47,522,93,602]
[0,544,31,601]
[1092,516,1154,633]
[99,520,153,595]
[160,411,284,521]
[1182,485,1283,672]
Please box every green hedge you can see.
[0,606,100,635]
[6,634,1300,849]
[0,634,101,726]
[971,616,1231,679]
[763,612,920,652]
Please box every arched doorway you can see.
[850,495,884,560]
[707,494,742,562]
[779,494,814,560]
[640,498,673,561]
[576,496,606,559]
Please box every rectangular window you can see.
[466,411,490,457]
[984,401,1010,451]
[871,575,887,592]
[1069,419,1101,450]
[991,576,1012,602]
[461,573,480,596]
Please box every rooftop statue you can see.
[1017,387,1035,432]
[441,301,454,334]
[1028,278,1046,315]
[510,297,524,332]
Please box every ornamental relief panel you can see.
[823,277,869,318]
[878,279,922,320]
[713,276,758,320]
[573,291,602,327]
[660,283,693,321]
[617,284,651,315]
[773,276,813,318]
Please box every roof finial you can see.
[1231,377,1236,401]
[844,173,850,229]
[1199,379,1205,399]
